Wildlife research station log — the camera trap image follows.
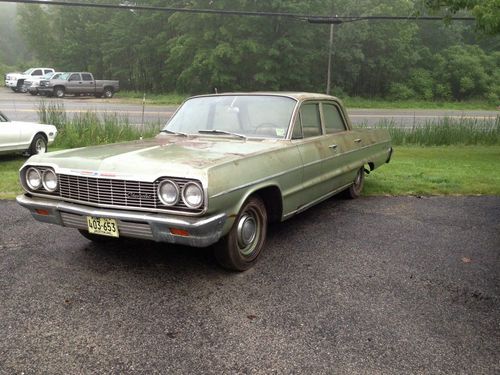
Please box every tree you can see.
[426,0,500,34]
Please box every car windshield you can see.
[42,72,54,79]
[22,68,34,75]
[58,72,71,80]
[163,95,297,139]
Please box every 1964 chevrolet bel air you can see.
[17,92,392,270]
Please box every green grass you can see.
[37,101,162,149]
[359,117,500,146]
[2,146,499,199]
[114,91,497,110]
[116,91,187,105]
[344,97,497,110]
[0,154,25,199]
[364,146,500,196]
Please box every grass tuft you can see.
[38,102,162,149]
[358,117,500,146]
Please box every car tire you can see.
[103,88,114,98]
[345,167,365,199]
[54,87,65,98]
[28,133,47,155]
[214,196,268,271]
[11,87,18,92]
[78,229,118,243]
[29,90,38,96]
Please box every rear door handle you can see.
[354,138,362,143]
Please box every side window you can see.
[81,73,93,81]
[43,69,53,75]
[323,103,346,134]
[69,73,80,81]
[291,114,303,139]
[32,69,43,76]
[299,103,322,138]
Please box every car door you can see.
[319,101,365,189]
[290,102,332,209]
[0,114,21,152]
[81,73,95,94]
[66,73,82,94]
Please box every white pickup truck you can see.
[5,67,55,92]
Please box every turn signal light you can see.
[170,228,189,237]
[35,209,49,216]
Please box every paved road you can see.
[1,87,498,126]
[1,196,499,374]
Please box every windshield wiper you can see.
[198,129,247,139]
[160,129,188,136]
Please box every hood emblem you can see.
[127,192,154,200]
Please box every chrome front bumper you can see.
[17,194,227,247]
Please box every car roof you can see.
[192,92,341,102]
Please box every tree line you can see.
[12,0,500,102]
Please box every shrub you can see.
[388,83,415,101]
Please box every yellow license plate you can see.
[86,216,119,237]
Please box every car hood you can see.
[26,135,284,182]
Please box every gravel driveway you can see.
[0,196,498,374]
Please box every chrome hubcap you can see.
[237,213,257,252]
[35,139,45,153]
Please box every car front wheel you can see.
[214,196,268,271]
[28,134,47,155]
[54,87,65,98]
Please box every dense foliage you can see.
[9,0,500,101]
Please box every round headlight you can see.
[42,169,58,192]
[158,180,179,206]
[26,167,42,190]
[182,182,203,209]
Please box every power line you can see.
[0,0,475,24]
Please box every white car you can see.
[5,68,55,92]
[0,111,57,155]
[24,72,64,96]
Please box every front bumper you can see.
[17,194,227,247]
[37,87,53,94]
[5,79,17,88]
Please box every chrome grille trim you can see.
[57,174,203,214]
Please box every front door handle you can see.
[354,138,362,143]
[329,144,338,150]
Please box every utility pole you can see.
[326,23,334,95]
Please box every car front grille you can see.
[57,174,202,213]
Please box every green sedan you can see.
[17,92,392,271]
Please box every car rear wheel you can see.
[214,196,267,271]
[28,134,47,156]
[345,167,365,199]
[103,88,114,98]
